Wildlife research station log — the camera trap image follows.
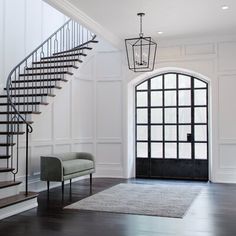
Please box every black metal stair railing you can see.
[5,19,96,195]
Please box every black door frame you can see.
[135,72,209,180]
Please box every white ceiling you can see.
[66,0,236,40]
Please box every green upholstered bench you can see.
[40,152,95,195]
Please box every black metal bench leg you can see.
[62,181,64,196]
[90,174,92,194]
[47,181,50,198]
[90,174,92,187]
[70,179,72,191]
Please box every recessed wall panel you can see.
[54,85,70,140]
[31,105,53,142]
[219,75,236,140]
[185,43,215,56]
[219,145,236,169]
[72,79,94,139]
[96,143,122,165]
[218,42,236,72]
[54,144,71,154]
[96,81,122,139]
[72,143,94,154]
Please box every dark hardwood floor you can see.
[0,178,236,236]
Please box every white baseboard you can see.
[215,171,236,184]
[0,197,38,220]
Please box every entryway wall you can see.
[2,0,236,186]
[125,35,236,183]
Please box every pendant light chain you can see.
[140,14,143,37]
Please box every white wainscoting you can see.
[2,1,236,186]
[125,37,236,183]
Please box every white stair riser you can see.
[32,61,79,67]
[0,134,23,143]
[11,81,62,87]
[0,114,33,121]
[0,148,9,155]
[1,96,47,103]
[0,197,38,220]
[24,67,73,73]
[0,184,20,199]
[0,125,24,132]
[7,88,58,94]
[0,106,40,112]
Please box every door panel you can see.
[135,73,209,180]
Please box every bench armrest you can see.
[40,156,63,181]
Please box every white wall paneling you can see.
[96,52,122,78]
[4,0,25,80]
[72,143,94,154]
[219,74,236,140]
[157,45,183,60]
[96,143,122,165]
[219,144,236,169]
[96,81,122,139]
[218,42,236,72]
[0,0,66,85]
[54,83,71,141]
[32,105,53,142]
[54,144,71,154]
[72,78,94,140]
[125,36,236,183]
[0,0,5,86]
[184,43,215,56]
[2,0,236,187]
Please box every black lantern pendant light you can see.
[125,13,157,72]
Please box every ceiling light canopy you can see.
[221,5,229,10]
[125,13,157,72]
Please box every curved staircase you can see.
[0,19,98,219]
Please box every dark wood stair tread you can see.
[0,167,15,172]
[0,143,15,146]
[0,155,11,159]
[5,85,62,90]
[41,53,86,60]
[19,71,73,76]
[0,111,41,115]
[11,78,68,83]
[0,192,38,209]
[32,58,83,64]
[26,65,78,70]
[0,102,48,106]
[53,47,92,56]
[0,131,25,135]
[0,181,21,189]
[0,121,33,124]
[0,93,55,98]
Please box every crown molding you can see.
[43,0,122,49]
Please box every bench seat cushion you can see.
[63,159,94,175]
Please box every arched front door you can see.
[135,73,209,180]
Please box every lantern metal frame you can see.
[125,13,157,72]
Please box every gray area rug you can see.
[65,183,201,218]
